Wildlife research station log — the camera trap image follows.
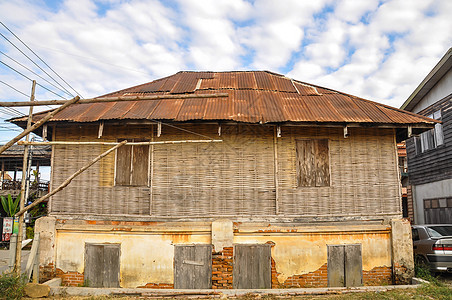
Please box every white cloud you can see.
[0,0,451,114]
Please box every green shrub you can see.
[0,272,27,300]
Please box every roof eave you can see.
[400,47,452,111]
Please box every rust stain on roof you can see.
[13,71,437,126]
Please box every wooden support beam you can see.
[0,93,229,107]
[15,80,35,274]
[344,125,349,138]
[42,124,48,140]
[273,126,280,214]
[15,141,127,217]
[157,122,162,137]
[408,126,412,138]
[17,139,223,146]
[0,96,80,155]
[98,122,104,139]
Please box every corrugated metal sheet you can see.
[11,71,436,126]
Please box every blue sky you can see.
[0,0,451,146]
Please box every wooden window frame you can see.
[416,109,444,154]
[114,139,150,186]
[295,138,331,187]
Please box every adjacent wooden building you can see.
[12,71,435,288]
[401,48,452,225]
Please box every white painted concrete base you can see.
[50,285,421,297]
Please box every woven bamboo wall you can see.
[49,123,401,218]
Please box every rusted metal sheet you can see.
[149,99,184,120]
[272,75,297,92]
[255,72,276,91]
[76,102,114,122]
[100,101,136,120]
[327,94,373,123]
[171,72,198,94]
[122,100,159,119]
[10,71,436,126]
[175,98,208,121]
[293,82,318,95]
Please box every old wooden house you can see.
[401,47,452,224]
[13,71,436,289]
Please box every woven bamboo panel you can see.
[150,124,276,216]
[277,126,400,216]
[49,123,401,218]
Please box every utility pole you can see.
[14,80,35,274]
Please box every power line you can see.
[0,50,73,98]
[0,80,30,98]
[0,60,67,99]
[0,21,84,98]
[0,31,75,98]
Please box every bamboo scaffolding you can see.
[15,141,128,217]
[0,93,229,107]
[0,96,80,155]
[17,140,223,146]
[15,80,35,274]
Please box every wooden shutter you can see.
[327,244,362,287]
[233,244,271,289]
[115,145,132,185]
[84,243,120,288]
[296,139,330,187]
[174,245,212,289]
[131,145,149,186]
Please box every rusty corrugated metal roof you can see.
[11,71,437,126]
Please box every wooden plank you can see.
[0,93,229,107]
[296,140,315,187]
[116,145,131,185]
[344,244,362,287]
[131,145,149,186]
[315,139,330,187]
[194,245,212,289]
[85,244,104,287]
[233,244,271,289]
[103,244,120,288]
[327,245,345,287]
[175,245,212,289]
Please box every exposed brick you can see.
[211,247,233,289]
[55,268,84,287]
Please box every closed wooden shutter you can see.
[84,243,120,288]
[131,145,149,186]
[115,145,131,185]
[327,244,362,287]
[296,139,330,187]
[233,244,271,289]
[174,245,212,289]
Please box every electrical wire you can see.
[0,31,75,98]
[0,22,83,98]
[0,60,67,99]
[0,50,73,98]
[0,80,30,98]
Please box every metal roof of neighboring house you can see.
[0,145,51,170]
[400,47,452,111]
[11,71,436,126]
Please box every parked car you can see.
[412,224,452,273]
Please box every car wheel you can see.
[415,255,430,269]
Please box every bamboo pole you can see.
[273,126,280,215]
[0,96,80,155]
[15,80,35,274]
[17,140,223,146]
[0,93,229,107]
[15,141,127,217]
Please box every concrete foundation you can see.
[36,217,413,288]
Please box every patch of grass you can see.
[0,271,27,300]
[417,282,452,300]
